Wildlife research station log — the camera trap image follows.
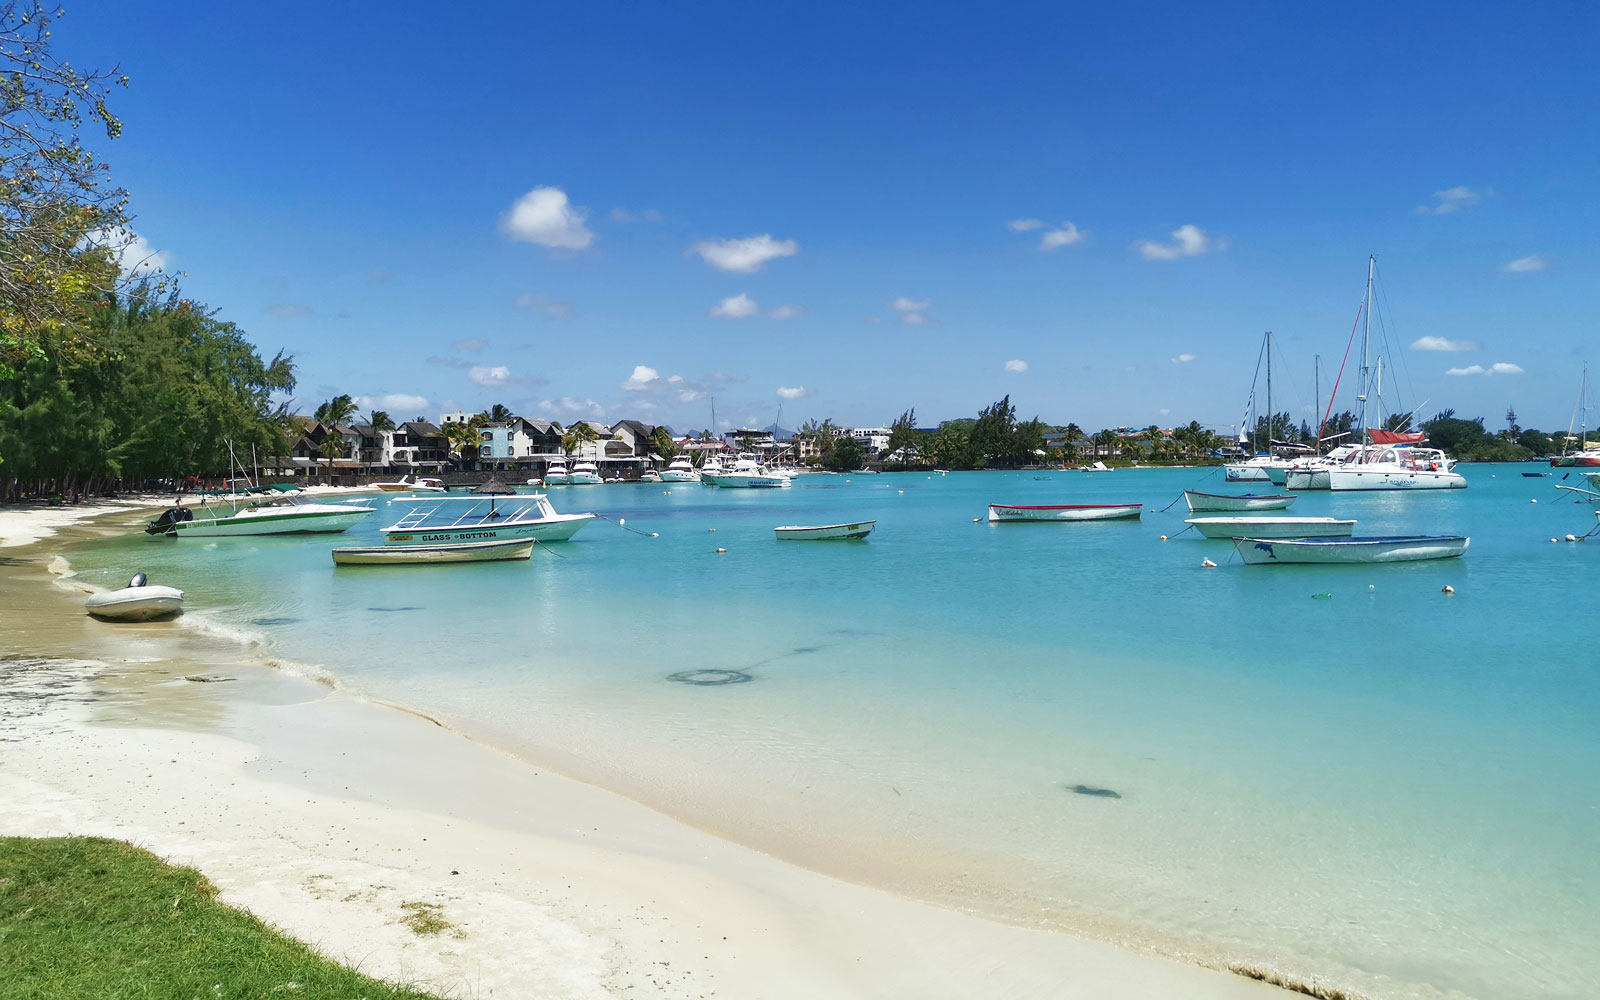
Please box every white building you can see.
[848,426,892,455]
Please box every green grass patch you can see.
[0,836,441,999]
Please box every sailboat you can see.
[1326,257,1466,492]
[1550,363,1598,467]
[1224,332,1292,484]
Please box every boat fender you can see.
[1441,585,1455,594]
[1201,558,1217,568]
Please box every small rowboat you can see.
[775,520,876,540]
[988,503,1141,522]
[1183,490,1297,513]
[332,536,535,565]
[1233,535,1469,565]
[85,573,184,620]
[1185,516,1355,540]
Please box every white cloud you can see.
[1446,362,1523,376]
[1138,225,1213,260]
[768,305,805,319]
[776,386,808,400]
[621,365,660,391]
[709,293,760,319]
[1503,254,1547,273]
[451,338,487,352]
[1415,185,1489,215]
[1003,359,1029,373]
[515,293,573,319]
[500,186,594,249]
[610,207,662,223]
[467,365,544,387]
[1159,408,1171,417]
[690,234,798,273]
[677,389,701,403]
[267,302,312,318]
[1039,222,1084,251]
[1411,336,1480,351]
[892,296,930,325]
[1008,218,1045,232]
[537,396,607,418]
[1171,353,1197,363]
[354,393,429,414]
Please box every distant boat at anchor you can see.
[988,503,1141,522]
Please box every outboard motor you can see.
[144,507,195,536]
[129,572,148,588]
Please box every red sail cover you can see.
[1369,429,1426,444]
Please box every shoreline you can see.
[1,503,1290,998]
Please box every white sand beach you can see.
[0,507,1283,999]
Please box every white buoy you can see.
[1159,535,1168,541]
[715,547,726,553]
[1368,584,1376,593]
[1531,498,1538,503]
[708,528,717,533]
[650,532,659,537]
[973,517,980,523]
[1202,558,1217,568]
[619,518,625,526]
[898,490,904,494]
[1552,538,1560,543]
[1441,585,1455,594]
[1566,534,1578,542]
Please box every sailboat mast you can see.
[1265,331,1273,455]
[1314,354,1321,449]
[1358,255,1374,443]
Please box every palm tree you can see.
[314,394,357,429]
[487,403,513,422]
[444,415,488,460]
[562,420,601,461]
[367,410,395,435]
[318,430,347,480]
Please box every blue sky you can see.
[66,2,1599,434]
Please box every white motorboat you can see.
[544,460,571,485]
[639,470,663,483]
[712,456,789,488]
[147,496,375,537]
[698,454,730,485]
[332,536,536,565]
[85,573,184,620]
[383,493,594,544]
[1224,456,1290,484]
[1183,490,1297,513]
[1185,516,1356,540]
[1234,534,1469,565]
[988,503,1141,522]
[775,520,876,540]
[661,455,700,483]
[372,475,446,492]
[567,460,603,485]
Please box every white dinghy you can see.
[1182,490,1297,513]
[774,520,876,540]
[988,503,1141,522]
[1185,516,1355,540]
[85,573,184,620]
[1233,535,1469,565]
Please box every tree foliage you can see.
[826,434,864,471]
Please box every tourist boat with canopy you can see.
[1233,534,1469,565]
[1185,516,1355,540]
[382,493,594,544]
[1182,490,1297,513]
[988,503,1141,522]
[774,520,876,540]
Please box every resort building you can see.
[848,426,892,456]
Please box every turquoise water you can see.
[67,467,1600,999]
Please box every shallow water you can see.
[67,466,1600,999]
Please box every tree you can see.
[650,424,678,461]
[887,408,930,465]
[562,420,600,460]
[798,417,838,463]
[929,421,972,468]
[444,413,488,460]
[827,434,864,471]
[367,410,395,435]
[1,3,138,378]
[318,429,346,479]
[1517,428,1553,455]
[314,394,356,428]
[970,395,1018,466]
[487,403,513,422]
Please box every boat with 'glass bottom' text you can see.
[1233,535,1469,565]
[775,520,876,540]
[988,503,1142,522]
[382,494,594,545]
[332,536,536,565]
